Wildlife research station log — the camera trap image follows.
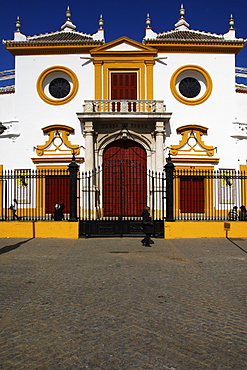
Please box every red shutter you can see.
[180,178,204,213]
[111,73,137,98]
[45,177,70,214]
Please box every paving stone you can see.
[0,237,246,369]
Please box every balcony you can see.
[78,100,171,123]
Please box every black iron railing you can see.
[1,164,247,223]
[173,169,247,221]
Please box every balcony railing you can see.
[83,100,166,113]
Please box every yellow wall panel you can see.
[165,221,247,239]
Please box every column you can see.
[155,121,165,173]
[145,60,154,100]
[84,121,95,172]
[94,60,102,100]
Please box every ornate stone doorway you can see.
[103,139,147,217]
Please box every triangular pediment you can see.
[91,36,157,55]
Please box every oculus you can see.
[37,66,79,105]
[170,65,212,105]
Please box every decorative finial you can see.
[229,14,235,29]
[175,3,190,30]
[146,13,151,28]
[15,16,21,31]
[98,14,104,29]
[179,4,185,18]
[66,6,71,20]
[61,5,76,31]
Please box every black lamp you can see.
[0,122,7,135]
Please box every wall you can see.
[0,53,94,169]
[154,52,246,169]
[165,221,247,238]
[0,221,79,239]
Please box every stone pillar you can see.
[84,121,95,172]
[165,153,175,222]
[68,154,79,221]
[155,121,165,173]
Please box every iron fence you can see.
[0,169,72,221]
[174,169,247,221]
[79,164,166,221]
[0,165,165,223]
[1,165,247,223]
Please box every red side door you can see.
[45,176,70,214]
[103,139,146,217]
[180,177,204,213]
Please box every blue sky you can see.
[0,0,247,81]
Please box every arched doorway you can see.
[103,139,147,217]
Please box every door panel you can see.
[103,140,146,217]
[111,72,137,112]
[180,177,204,213]
[45,176,70,213]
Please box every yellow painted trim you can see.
[145,61,154,100]
[36,66,79,105]
[170,157,219,163]
[170,65,213,105]
[92,37,156,101]
[91,36,158,55]
[170,124,215,156]
[35,221,79,239]
[165,221,247,239]
[36,124,80,156]
[42,124,74,133]
[240,165,247,171]
[0,165,3,218]
[6,44,102,56]
[32,157,84,163]
[36,165,69,170]
[144,43,245,55]
[94,60,103,100]
[0,222,34,238]
[100,62,150,101]
[0,221,79,239]
[240,165,247,207]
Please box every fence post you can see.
[68,153,79,221]
[165,152,175,222]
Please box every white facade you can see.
[0,6,247,172]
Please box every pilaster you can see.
[155,121,165,172]
[83,121,95,172]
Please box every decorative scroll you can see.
[36,125,80,156]
[170,125,215,157]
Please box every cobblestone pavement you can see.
[0,236,246,369]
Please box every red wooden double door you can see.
[111,72,137,111]
[111,72,137,100]
[180,177,204,213]
[103,139,147,217]
[45,176,70,214]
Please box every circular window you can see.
[170,65,212,105]
[49,78,71,99]
[179,77,201,98]
[37,66,79,105]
